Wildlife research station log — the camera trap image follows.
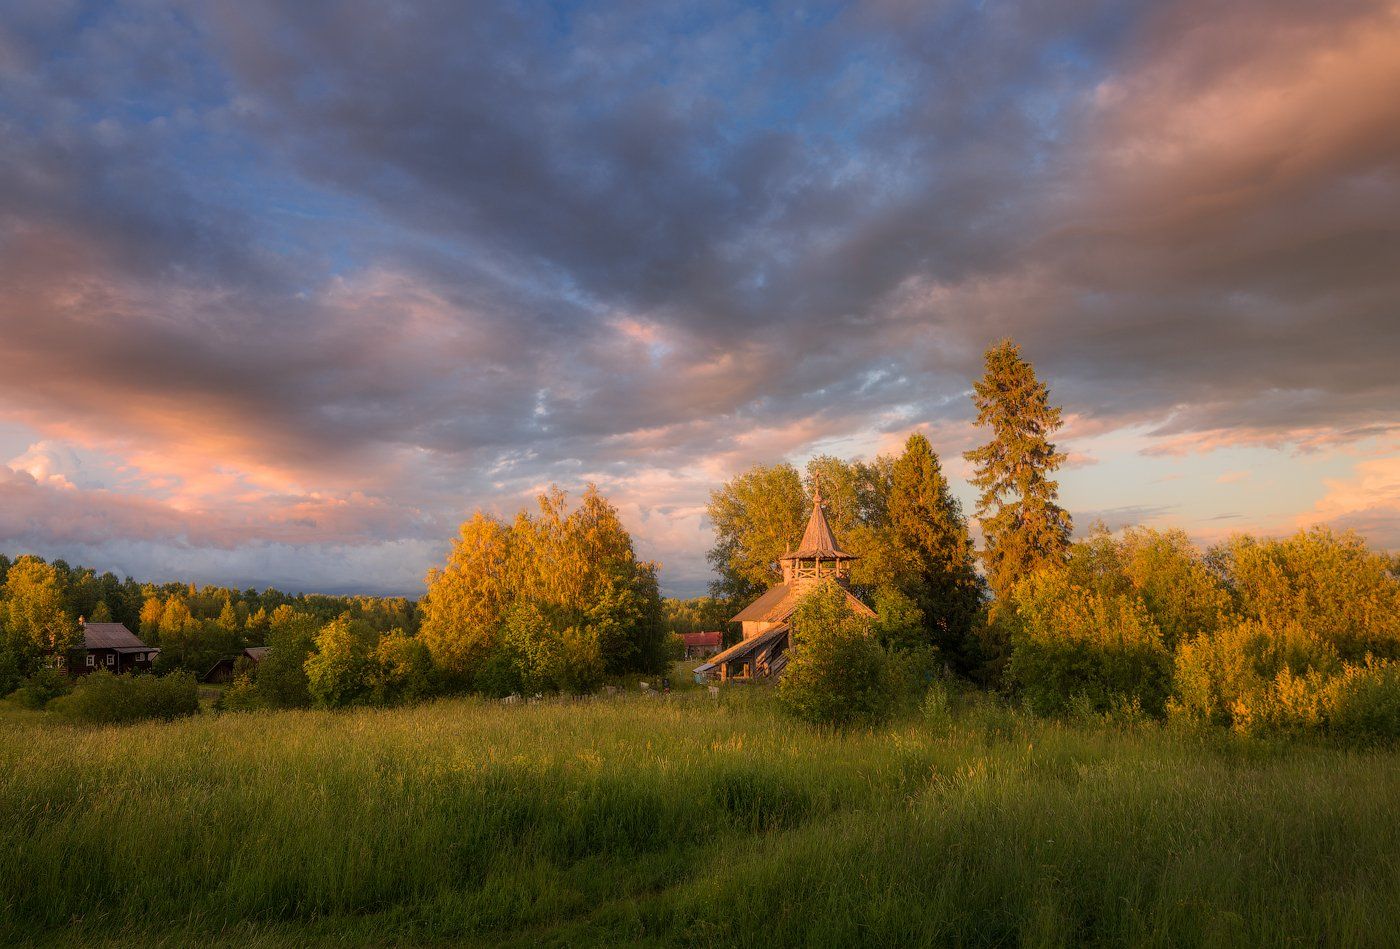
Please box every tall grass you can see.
[1,690,1396,946]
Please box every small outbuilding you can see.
[201,646,270,683]
[65,621,159,676]
[680,631,723,659]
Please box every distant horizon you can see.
[2,2,1396,597]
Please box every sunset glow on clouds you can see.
[1,1,1397,594]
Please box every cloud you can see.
[1304,448,1400,549]
[0,0,1396,592]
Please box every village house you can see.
[63,621,159,676]
[201,646,270,683]
[695,487,876,682]
[680,631,722,659]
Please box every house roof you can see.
[695,623,790,674]
[730,582,798,622]
[681,631,722,648]
[780,488,855,561]
[82,622,149,650]
[729,581,875,623]
[243,646,270,662]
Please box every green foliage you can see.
[1,556,77,686]
[778,581,894,728]
[0,553,415,683]
[556,624,606,695]
[1323,659,1400,746]
[497,602,566,695]
[1005,570,1173,717]
[1171,620,1399,744]
[1208,527,1400,661]
[869,586,925,652]
[662,596,731,635]
[8,667,73,709]
[3,693,1397,946]
[215,672,262,712]
[1049,526,1233,653]
[256,607,320,708]
[305,615,373,708]
[964,339,1073,605]
[1171,618,1339,728]
[706,463,807,601]
[370,630,440,706]
[50,670,198,724]
[420,484,665,692]
[887,432,985,670]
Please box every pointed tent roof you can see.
[781,485,856,561]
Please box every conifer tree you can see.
[89,600,114,624]
[888,432,984,670]
[964,339,1073,606]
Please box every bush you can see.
[1172,618,1399,745]
[257,608,319,708]
[1320,659,1400,746]
[215,672,262,712]
[1005,570,1173,717]
[777,581,894,728]
[9,667,73,709]
[50,671,198,724]
[1171,619,1339,729]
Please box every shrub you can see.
[1320,659,1400,747]
[1171,619,1339,729]
[777,581,894,728]
[1005,570,1173,716]
[498,602,566,695]
[556,624,605,695]
[257,608,319,708]
[50,671,198,724]
[9,667,73,709]
[1171,618,1399,744]
[215,672,262,712]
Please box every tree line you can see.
[711,339,1399,741]
[0,555,414,695]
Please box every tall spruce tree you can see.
[887,432,984,671]
[964,339,1073,606]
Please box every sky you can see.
[0,0,1397,597]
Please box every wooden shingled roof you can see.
[728,580,876,624]
[780,487,856,561]
[695,623,790,675]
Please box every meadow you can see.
[2,683,1398,948]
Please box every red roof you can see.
[682,631,722,647]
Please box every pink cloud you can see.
[1302,446,1400,548]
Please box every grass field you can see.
[2,682,1398,947]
